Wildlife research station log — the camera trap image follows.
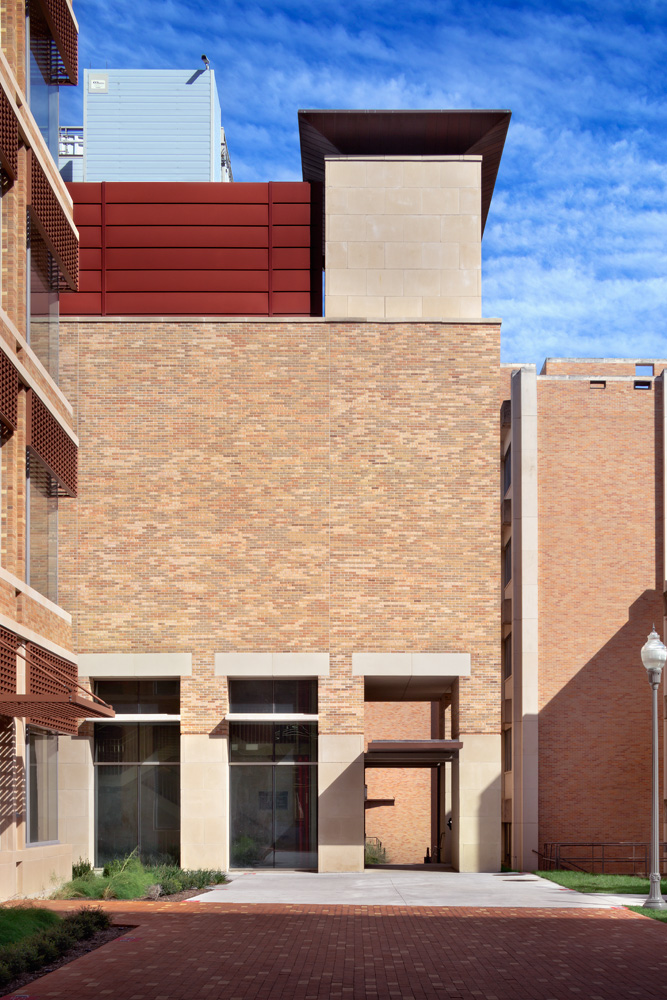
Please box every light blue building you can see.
[59,67,232,182]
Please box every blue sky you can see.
[62,0,667,367]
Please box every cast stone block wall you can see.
[537,375,663,845]
[325,157,482,320]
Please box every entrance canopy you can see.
[365,740,462,768]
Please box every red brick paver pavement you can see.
[5,901,667,1000]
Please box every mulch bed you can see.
[0,924,131,998]
[0,888,217,996]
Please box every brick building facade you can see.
[52,108,510,874]
[0,0,113,899]
[2,18,664,887]
[501,358,667,871]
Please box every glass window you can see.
[26,0,60,159]
[503,445,511,495]
[27,728,58,844]
[503,728,512,773]
[230,723,317,763]
[27,223,59,381]
[94,680,180,715]
[229,679,317,714]
[95,723,180,763]
[94,723,181,866]
[503,539,512,586]
[503,633,512,679]
[95,764,180,866]
[26,451,57,601]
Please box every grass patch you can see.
[0,906,110,990]
[52,852,226,901]
[0,907,61,947]
[536,870,667,894]
[627,906,667,922]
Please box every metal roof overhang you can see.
[298,108,512,236]
[365,739,462,768]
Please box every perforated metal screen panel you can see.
[26,390,78,497]
[0,86,18,187]
[25,641,79,734]
[0,349,19,440]
[0,627,19,697]
[29,152,79,290]
[34,0,78,86]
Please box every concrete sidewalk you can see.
[191,869,629,908]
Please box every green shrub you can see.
[53,851,226,900]
[0,961,11,988]
[19,940,44,972]
[72,857,94,879]
[182,868,225,888]
[156,876,181,895]
[3,943,29,977]
[364,841,388,865]
[0,906,110,988]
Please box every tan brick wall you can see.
[16,595,71,650]
[541,359,667,377]
[0,0,26,87]
[364,701,432,863]
[59,318,501,747]
[537,376,663,845]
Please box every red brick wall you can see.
[537,376,663,845]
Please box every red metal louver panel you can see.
[28,151,79,290]
[0,349,19,440]
[0,86,18,187]
[0,635,114,734]
[0,627,20,696]
[26,389,77,497]
[35,0,78,86]
[25,642,78,734]
[61,181,313,316]
[23,643,113,734]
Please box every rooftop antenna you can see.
[201,54,210,70]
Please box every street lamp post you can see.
[641,626,667,910]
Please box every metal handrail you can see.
[538,842,667,874]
